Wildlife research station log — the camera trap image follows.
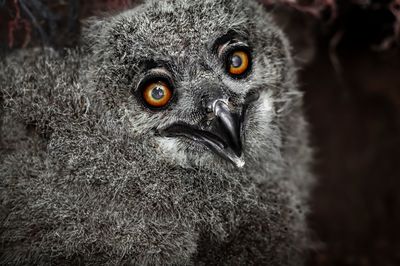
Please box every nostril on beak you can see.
[204,97,231,115]
[204,100,215,114]
[200,94,214,114]
[205,104,213,114]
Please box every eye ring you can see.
[220,44,252,79]
[142,80,173,109]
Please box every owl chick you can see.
[0,0,313,265]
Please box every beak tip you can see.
[233,157,245,168]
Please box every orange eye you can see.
[228,50,250,76]
[142,81,172,108]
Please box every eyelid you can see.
[136,68,174,92]
[211,29,247,53]
[217,42,230,57]
[218,41,249,58]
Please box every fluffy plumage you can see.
[0,0,313,264]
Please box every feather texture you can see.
[0,0,313,264]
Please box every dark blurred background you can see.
[1,0,400,265]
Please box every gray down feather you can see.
[0,0,314,265]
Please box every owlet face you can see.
[86,0,293,170]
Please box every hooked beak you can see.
[210,99,243,158]
[159,99,246,168]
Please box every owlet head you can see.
[84,0,295,170]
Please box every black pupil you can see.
[231,54,243,68]
[152,86,165,100]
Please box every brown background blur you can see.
[1,1,400,265]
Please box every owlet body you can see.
[0,0,313,265]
